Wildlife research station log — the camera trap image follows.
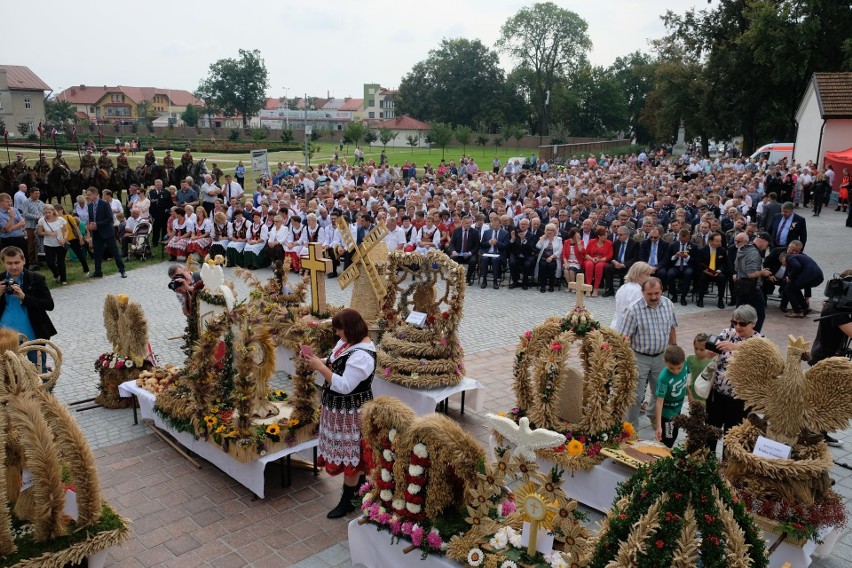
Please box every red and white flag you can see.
[37,121,43,137]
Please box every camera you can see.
[167,274,185,291]
[3,278,15,295]
[705,334,722,354]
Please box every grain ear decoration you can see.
[361,397,416,449]
[122,301,150,363]
[102,294,121,351]
[0,410,16,556]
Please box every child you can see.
[655,345,689,448]
[686,333,714,406]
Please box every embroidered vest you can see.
[321,348,375,410]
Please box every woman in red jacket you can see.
[583,226,613,296]
[561,227,585,287]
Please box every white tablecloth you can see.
[763,524,840,568]
[118,380,318,499]
[348,518,457,568]
[372,376,484,416]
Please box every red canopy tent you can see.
[824,148,852,192]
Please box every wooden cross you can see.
[568,274,593,307]
[300,242,331,314]
[336,216,388,302]
[673,401,722,454]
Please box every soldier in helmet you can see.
[181,147,193,170]
[11,153,27,177]
[162,149,175,171]
[116,149,130,174]
[34,152,50,184]
[52,149,70,179]
[143,147,156,177]
[79,149,97,179]
[98,149,114,175]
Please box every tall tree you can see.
[496,2,592,136]
[181,104,199,127]
[609,51,656,143]
[397,38,507,129]
[136,100,159,127]
[343,120,368,148]
[196,49,270,128]
[567,65,629,137]
[454,125,473,155]
[44,99,75,125]
[377,127,397,149]
[426,123,454,159]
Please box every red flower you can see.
[655,539,664,549]
[441,311,450,319]
[674,492,682,500]
[618,513,627,520]
[553,444,566,453]
[705,514,714,524]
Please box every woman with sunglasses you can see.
[701,304,760,453]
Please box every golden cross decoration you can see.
[568,274,593,307]
[300,242,331,314]
[336,217,389,302]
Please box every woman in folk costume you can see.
[186,206,213,258]
[266,214,290,264]
[166,208,195,260]
[226,210,248,267]
[301,308,375,518]
[242,210,269,269]
[301,213,327,254]
[208,211,232,260]
[415,212,441,254]
[284,215,305,271]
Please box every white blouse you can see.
[328,340,376,395]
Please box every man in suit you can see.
[449,215,480,285]
[507,218,538,289]
[86,187,127,278]
[780,249,823,317]
[697,232,728,309]
[0,246,56,365]
[639,228,669,279]
[602,226,638,296]
[759,192,782,229]
[665,229,699,305]
[478,222,510,289]
[767,201,807,250]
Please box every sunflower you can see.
[203,415,216,427]
[567,439,584,457]
[622,421,636,438]
[266,423,281,436]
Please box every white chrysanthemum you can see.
[407,483,421,495]
[379,489,393,502]
[388,429,397,442]
[405,502,422,514]
[383,449,395,462]
[362,494,372,505]
[413,443,428,458]
[381,469,392,482]
[409,464,424,476]
[500,561,518,568]
[489,531,508,550]
[508,529,522,548]
[392,498,406,511]
[467,548,484,567]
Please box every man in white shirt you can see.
[199,174,221,215]
[322,212,344,278]
[221,174,244,204]
[382,216,406,252]
[13,184,28,214]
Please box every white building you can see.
[794,72,852,167]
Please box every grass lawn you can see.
[42,248,165,289]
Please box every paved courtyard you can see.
[44,209,852,566]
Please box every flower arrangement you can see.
[94,352,136,372]
[734,488,847,544]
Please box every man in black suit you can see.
[507,218,538,289]
[147,179,172,247]
[448,216,480,285]
[602,226,638,296]
[639,228,669,279]
[86,187,127,278]
[767,201,807,250]
[780,250,823,317]
[697,232,728,309]
[665,229,699,305]
[0,246,56,365]
[479,223,510,289]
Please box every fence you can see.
[540,139,633,160]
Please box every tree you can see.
[136,100,159,128]
[496,2,592,136]
[566,65,629,137]
[475,134,488,147]
[609,51,656,143]
[344,120,368,149]
[310,127,329,142]
[364,131,377,147]
[426,123,453,159]
[196,49,270,128]
[45,99,75,125]
[181,104,200,127]
[280,127,294,144]
[17,123,29,137]
[492,134,503,150]
[378,127,397,149]
[397,38,507,129]
[405,134,420,153]
[454,125,473,155]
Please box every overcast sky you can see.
[5,0,706,100]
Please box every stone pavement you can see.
[47,209,851,566]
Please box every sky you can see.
[4,0,707,100]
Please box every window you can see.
[368,99,375,108]
[28,121,34,132]
[368,112,375,118]
[90,106,95,113]
[379,112,384,119]
[110,94,124,103]
[24,98,31,109]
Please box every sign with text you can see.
[752,435,791,460]
[405,311,427,328]
[250,149,270,177]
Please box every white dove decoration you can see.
[487,413,566,462]
[200,261,235,310]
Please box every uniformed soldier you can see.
[162,150,175,170]
[117,149,130,172]
[52,150,71,180]
[144,147,156,166]
[34,152,50,183]
[79,149,97,179]
[98,149,114,174]
[181,147,193,170]
[210,162,224,185]
[11,153,27,177]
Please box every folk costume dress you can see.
[285,224,304,271]
[242,222,269,268]
[187,217,213,257]
[209,221,232,259]
[302,223,326,257]
[317,339,376,477]
[226,218,248,266]
[266,223,290,263]
[165,217,194,257]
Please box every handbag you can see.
[690,358,715,401]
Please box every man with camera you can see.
[0,246,56,364]
[168,264,203,317]
[810,269,852,365]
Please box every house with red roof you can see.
[367,115,430,148]
[55,84,203,126]
[0,65,51,137]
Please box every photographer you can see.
[810,269,852,365]
[168,265,202,317]
[0,246,56,364]
[701,305,760,453]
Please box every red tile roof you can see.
[339,98,363,111]
[371,115,430,130]
[813,72,852,118]
[56,85,203,107]
[0,65,51,91]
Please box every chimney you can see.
[80,85,86,90]
[327,90,330,99]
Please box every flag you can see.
[97,128,103,142]
[70,125,76,142]
[37,121,43,137]
[3,130,7,143]
[50,127,57,139]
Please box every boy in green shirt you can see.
[655,345,689,448]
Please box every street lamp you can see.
[282,87,289,128]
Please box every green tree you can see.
[397,38,507,129]
[45,99,75,125]
[475,134,488,147]
[454,125,473,155]
[181,104,200,127]
[136,100,159,128]
[426,122,453,159]
[492,134,503,150]
[344,120,368,149]
[378,127,397,149]
[405,134,420,153]
[496,2,592,136]
[364,131,377,147]
[280,127,294,144]
[608,51,656,143]
[17,122,29,137]
[567,65,628,137]
[196,49,270,128]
